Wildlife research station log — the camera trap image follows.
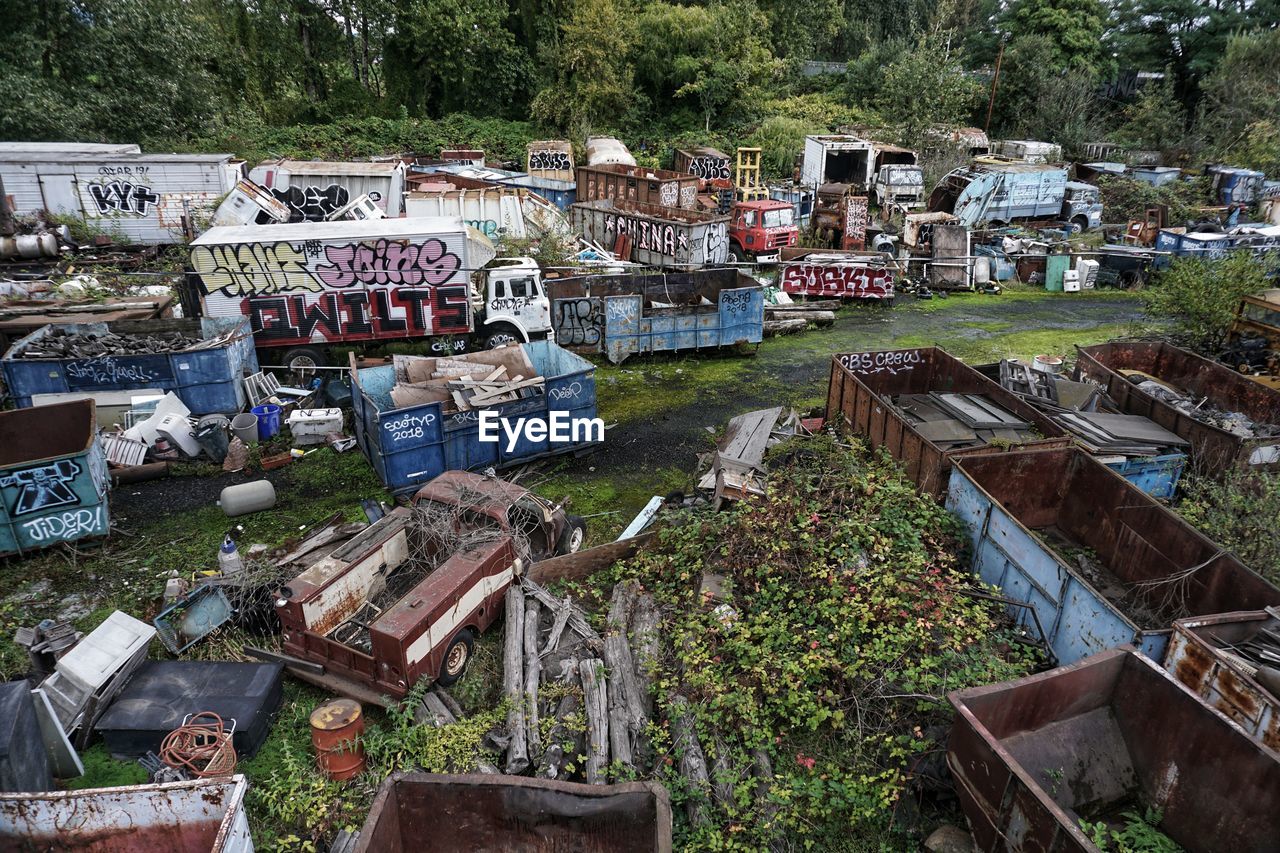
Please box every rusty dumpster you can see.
[948,648,1280,852]
[947,447,1280,665]
[576,164,699,210]
[825,347,1072,496]
[353,772,672,852]
[1075,341,1280,474]
[1165,609,1280,754]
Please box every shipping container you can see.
[1075,340,1280,474]
[825,347,1072,496]
[0,400,108,559]
[0,149,236,245]
[248,159,406,219]
[526,140,575,182]
[777,248,894,301]
[572,199,730,269]
[1165,609,1280,753]
[673,146,732,187]
[547,268,763,363]
[948,648,1280,853]
[404,184,569,243]
[355,772,672,853]
[576,164,700,211]
[0,775,253,852]
[946,447,1280,665]
[2,317,256,414]
[350,340,598,495]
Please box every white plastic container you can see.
[155,413,201,457]
[287,408,343,446]
[1062,270,1081,292]
[220,480,277,517]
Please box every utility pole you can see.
[984,39,1006,135]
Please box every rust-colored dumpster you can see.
[825,347,1072,496]
[353,772,672,852]
[1075,341,1280,474]
[948,648,1280,853]
[1165,609,1280,753]
[576,164,700,210]
[947,447,1280,665]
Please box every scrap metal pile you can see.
[11,327,216,357]
[1129,374,1280,439]
[892,392,1041,449]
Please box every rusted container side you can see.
[354,772,672,852]
[825,346,1072,496]
[948,447,1280,665]
[948,648,1280,853]
[1165,609,1280,753]
[672,147,731,187]
[576,164,700,210]
[1075,341,1280,474]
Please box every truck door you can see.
[39,173,81,216]
[506,274,551,336]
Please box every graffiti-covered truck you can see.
[189,219,554,371]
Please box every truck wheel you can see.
[281,346,327,374]
[556,515,586,555]
[437,629,475,685]
[1071,216,1089,234]
[484,324,522,349]
[730,247,747,265]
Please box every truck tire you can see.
[483,324,522,350]
[1070,216,1089,234]
[281,346,327,374]
[730,246,747,265]
[437,629,475,685]
[556,515,586,555]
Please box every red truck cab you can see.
[729,199,798,265]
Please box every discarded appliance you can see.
[1165,608,1280,753]
[571,199,731,269]
[0,775,253,852]
[990,139,1063,163]
[2,317,257,414]
[0,400,110,557]
[94,661,283,759]
[585,136,636,168]
[547,268,763,363]
[350,340,598,495]
[1129,165,1182,187]
[948,648,1280,853]
[947,447,1280,665]
[576,163,700,210]
[1076,340,1280,473]
[248,158,406,219]
[275,507,520,703]
[354,772,673,852]
[1206,164,1266,206]
[0,145,237,244]
[154,584,234,653]
[209,179,291,227]
[697,407,808,505]
[288,408,344,445]
[826,347,1071,496]
[0,682,52,792]
[928,162,1102,232]
[526,140,575,182]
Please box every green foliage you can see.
[1179,469,1280,587]
[993,35,1110,151]
[619,435,1037,846]
[530,0,638,135]
[875,35,983,151]
[1141,253,1277,350]
[748,117,819,181]
[1114,72,1189,156]
[363,682,507,774]
[1080,809,1184,852]
[1003,0,1110,74]
[1198,29,1280,169]
[1093,175,1212,228]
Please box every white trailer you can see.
[0,146,236,244]
[801,135,874,190]
[404,185,570,242]
[248,159,407,220]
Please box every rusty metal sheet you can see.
[354,772,672,853]
[576,164,700,210]
[948,648,1280,853]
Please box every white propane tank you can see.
[219,480,277,517]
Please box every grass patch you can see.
[532,462,693,541]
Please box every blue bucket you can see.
[250,404,282,440]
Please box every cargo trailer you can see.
[778,248,894,300]
[946,447,1280,665]
[571,199,730,269]
[948,648,1280,853]
[248,159,406,219]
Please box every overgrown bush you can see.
[1141,252,1276,350]
[1094,175,1213,227]
[1179,469,1280,587]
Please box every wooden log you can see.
[752,748,783,850]
[602,581,644,772]
[414,691,457,728]
[669,695,712,828]
[433,686,464,720]
[765,308,835,326]
[523,578,599,643]
[524,599,542,757]
[540,595,573,655]
[711,733,734,811]
[536,689,582,780]
[579,658,609,784]
[502,584,529,774]
[628,592,660,720]
[763,318,807,337]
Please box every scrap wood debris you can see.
[389,348,546,412]
[697,407,813,504]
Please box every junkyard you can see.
[2,2,1280,849]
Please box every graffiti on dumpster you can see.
[529,150,572,172]
[0,460,83,516]
[837,349,923,376]
[22,506,105,543]
[553,298,604,347]
[64,355,168,388]
[721,290,753,315]
[781,264,893,300]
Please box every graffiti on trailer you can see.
[529,150,572,172]
[246,284,470,343]
[553,297,603,347]
[603,212,690,260]
[0,459,83,516]
[22,506,105,543]
[88,181,160,216]
[191,242,321,296]
[781,264,893,300]
[844,196,869,242]
[685,156,731,182]
[271,184,349,222]
[316,238,460,288]
[837,349,923,376]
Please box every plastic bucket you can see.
[251,404,282,440]
[231,413,259,446]
[195,422,230,463]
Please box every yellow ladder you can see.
[735,148,768,201]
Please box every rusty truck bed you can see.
[948,648,1280,852]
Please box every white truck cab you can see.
[474,257,555,349]
[874,165,925,209]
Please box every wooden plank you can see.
[527,533,654,584]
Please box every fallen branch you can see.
[669,695,712,829]
[603,581,645,772]
[536,688,582,780]
[502,584,529,773]
[523,577,599,643]
[579,658,609,784]
[524,598,542,758]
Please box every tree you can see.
[1142,253,1278,351]
[1113,72,1188,155]
[755,0,842,60]
[1197,29,1280,165]
[991,34,1111,152]
[874,35,982,151]
[1002,0,1109,74]
[530,0,637,135]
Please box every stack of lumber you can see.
[389,348,545,411]
[697,407,808,505]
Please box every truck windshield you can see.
[886,169,920,185]
[763,208,794,229]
